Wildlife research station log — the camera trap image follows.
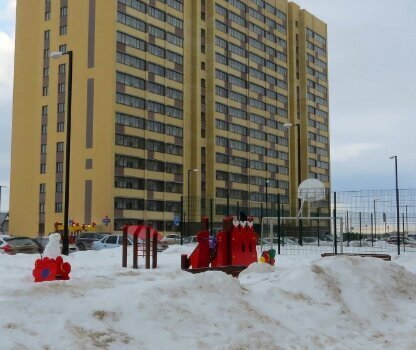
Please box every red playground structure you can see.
[181,216,258,276]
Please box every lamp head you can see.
[283,123,293,128]
[389,156,396,160]
[50,51,64,58]
[192,168,199,172]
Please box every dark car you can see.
[2,237,41,254]
[75,232,109,251]
[32,237,49,253]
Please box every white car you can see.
[161,233,181,245]
[92,234,168,252]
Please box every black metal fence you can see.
[178,188,416,255]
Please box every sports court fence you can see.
[177,189,416,256]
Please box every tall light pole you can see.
[389,155,400,255]
[51,50,73,255]
[284,123,301,214]
[265,179,269,217]
[0,186,5,213]
[187,168,198,242]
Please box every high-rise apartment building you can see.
[10,0,329,236]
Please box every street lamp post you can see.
[0,186,5,213]
[265,179,269,217]
[284,123,303,246]
[187,168,198,243]
[389,155,400,255]
[51,50,73,255]
[284,123,301,214]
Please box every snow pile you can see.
[0,248,415,349]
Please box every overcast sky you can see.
[0,0,415,211]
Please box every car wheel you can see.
[77,243,86,251]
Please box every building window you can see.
[59,64,66,74]
[41,144,47,154]
[39,203,45,213]
[56,142,64,152]
[56,162,64,173]
[45,11,51,21]
[43,68,49,77]
[42,105,48,115]
[40,183,46,193]
[60,25,67,35]
[56,182,63,193]
[58,83,65,93]
[40,164,46,174]
[43,49,49,58]
[58,103,65,113]
[42,86,48,96]
[60,6,67,17]
[41,125,47,134]
[44,30,50,40]
[55,202,63,213]
[59,44,67,53]
[57,122,65,132]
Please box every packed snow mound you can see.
[162,244,194,255]
[239,262,276,277]
[1,249,416,350]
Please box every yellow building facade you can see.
[10,0,329,236]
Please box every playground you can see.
[1,241,416,349]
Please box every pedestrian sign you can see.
[173,216,180,226]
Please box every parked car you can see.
[0,237,41,254]
[302,237,318,245]
[75,232,109,251]
[183,236,198,244]
[262,237,297,246]
[161,233,181,245]
[0,235,12,253]
[32,237,50,253]
[387,236,416,247]
[92,234,168,252]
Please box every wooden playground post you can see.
[122,226,128,268]
[152,232,157,269]
[145,227,151,269]
[133,232,138,269]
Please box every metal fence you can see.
[179,188,416,255]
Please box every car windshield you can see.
[5,238,35,247]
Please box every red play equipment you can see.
[33,256,71,282]
[181,216,258,276]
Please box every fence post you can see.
[346,210,349,246]
[277,193,281,255]
[317,207,320,246]
[227,191,230,217]
[210,198,213,234]
[180,195,184,245]
[402,213,405,252]
[359,212,362,247]
[333,191,337,255]
[371,213,374,248]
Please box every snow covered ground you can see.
[1,246,415,350]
